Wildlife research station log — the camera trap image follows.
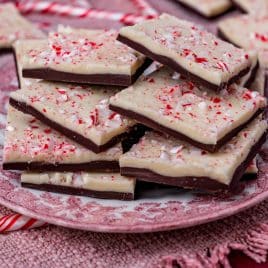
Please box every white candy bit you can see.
[251,91,259,98]
[160,151,170,160]
[59,109,65,114]
[172,72,180,80]
[61,94,68,102]
[198,101,207,110]
[170,145,183,154]
[7,125,14,132]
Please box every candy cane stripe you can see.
[21,218,37,230]
[0,214,21,232]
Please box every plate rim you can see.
[0,179,267,233]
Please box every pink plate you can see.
[0,164,267,233]
[0,53,268,233]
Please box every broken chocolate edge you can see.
[21,182,134,200]
[120,131,267,192]
[117,34,251,91]
[3,160,120,172]
[22,58,153,87]
[9,97,136,153]
[109,104,264,153]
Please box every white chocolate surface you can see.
[120,118,267,185]
[176,0,231,17]
[119,14,253,86]
[110,67,266,145]
[10,81,135,146]
[21,172,135,194]
[0,3,45,49]
[232,0,268,16]
[218,15,268,68]
[22,26,146,76]
[3,106,123,165]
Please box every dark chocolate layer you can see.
[21,182,134,201]
[22,58,152,87]
[3,160,119,172]
[10,97,140,153]
[230,0,248,13]
[109,104,264,153]
[120,131,267,192]
[117,34,251,91]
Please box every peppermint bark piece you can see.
[110,67,266,152]
[3,106,122,172]
[249,68,266,96]
[13,40,43,89]
[21,26,151,86]
[175,0,232,18]
[0,3,45,50]
[118,13,254,91]
[232,0,268,16]
[10,81,136,153]
[218,15,268,68]
[21,172,135,201]
[120,118,267,192]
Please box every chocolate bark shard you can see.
[3,106,123,172]
[118,14,254,91]
[21,172,135,200]
[218,15,268,68]
[10,80,136,153]
[232,0,268,16]
[110,67,266,152]
[119,118,267,192]
[21,26,150,86]
[0,3,45,50]
[175,0,232,18]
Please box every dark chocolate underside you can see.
[22,58,152,87]
[109,104,264,153]
[21,183,134,201]
[117,34,251,92]
[120,131,267,192]
[10,98,135,153]
[3,161,119,172]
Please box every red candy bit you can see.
[166,104,172,110]
[90,109,99,126]
[57,88,66,94]
[43,144,49,150]
[147,78,155,83]
[182,103,192,108]
[245,54,249,59]
[44,129,51,134]
[212,97,221,103]
[52,44,62,56]
[43,108,47,113]
[201,150,207,155]
[243,92,252,100]
[255,33,268,42]
[193,53,208,63]
[216,111,221,115]
[108,112,117,120]
[78,119,84,124]
[173,31,181,38]
[182,48,191,56]
[244,132,248,138]
[214,41,218,46]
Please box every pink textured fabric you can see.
[0,201,267,267]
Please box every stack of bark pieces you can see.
[2,9,267,199]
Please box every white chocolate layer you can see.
[10,81,135,146]
[0,3,45,49]
[176,0,231,17]
[21,26,146,76]
[13,40,43,88]
[218,15,268,68]
[3,106,122,164]
[110,67,266,145]
[21,172,135,194]
[120,118,267,185]
[119,14,253,86]
[232,0,268,16]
